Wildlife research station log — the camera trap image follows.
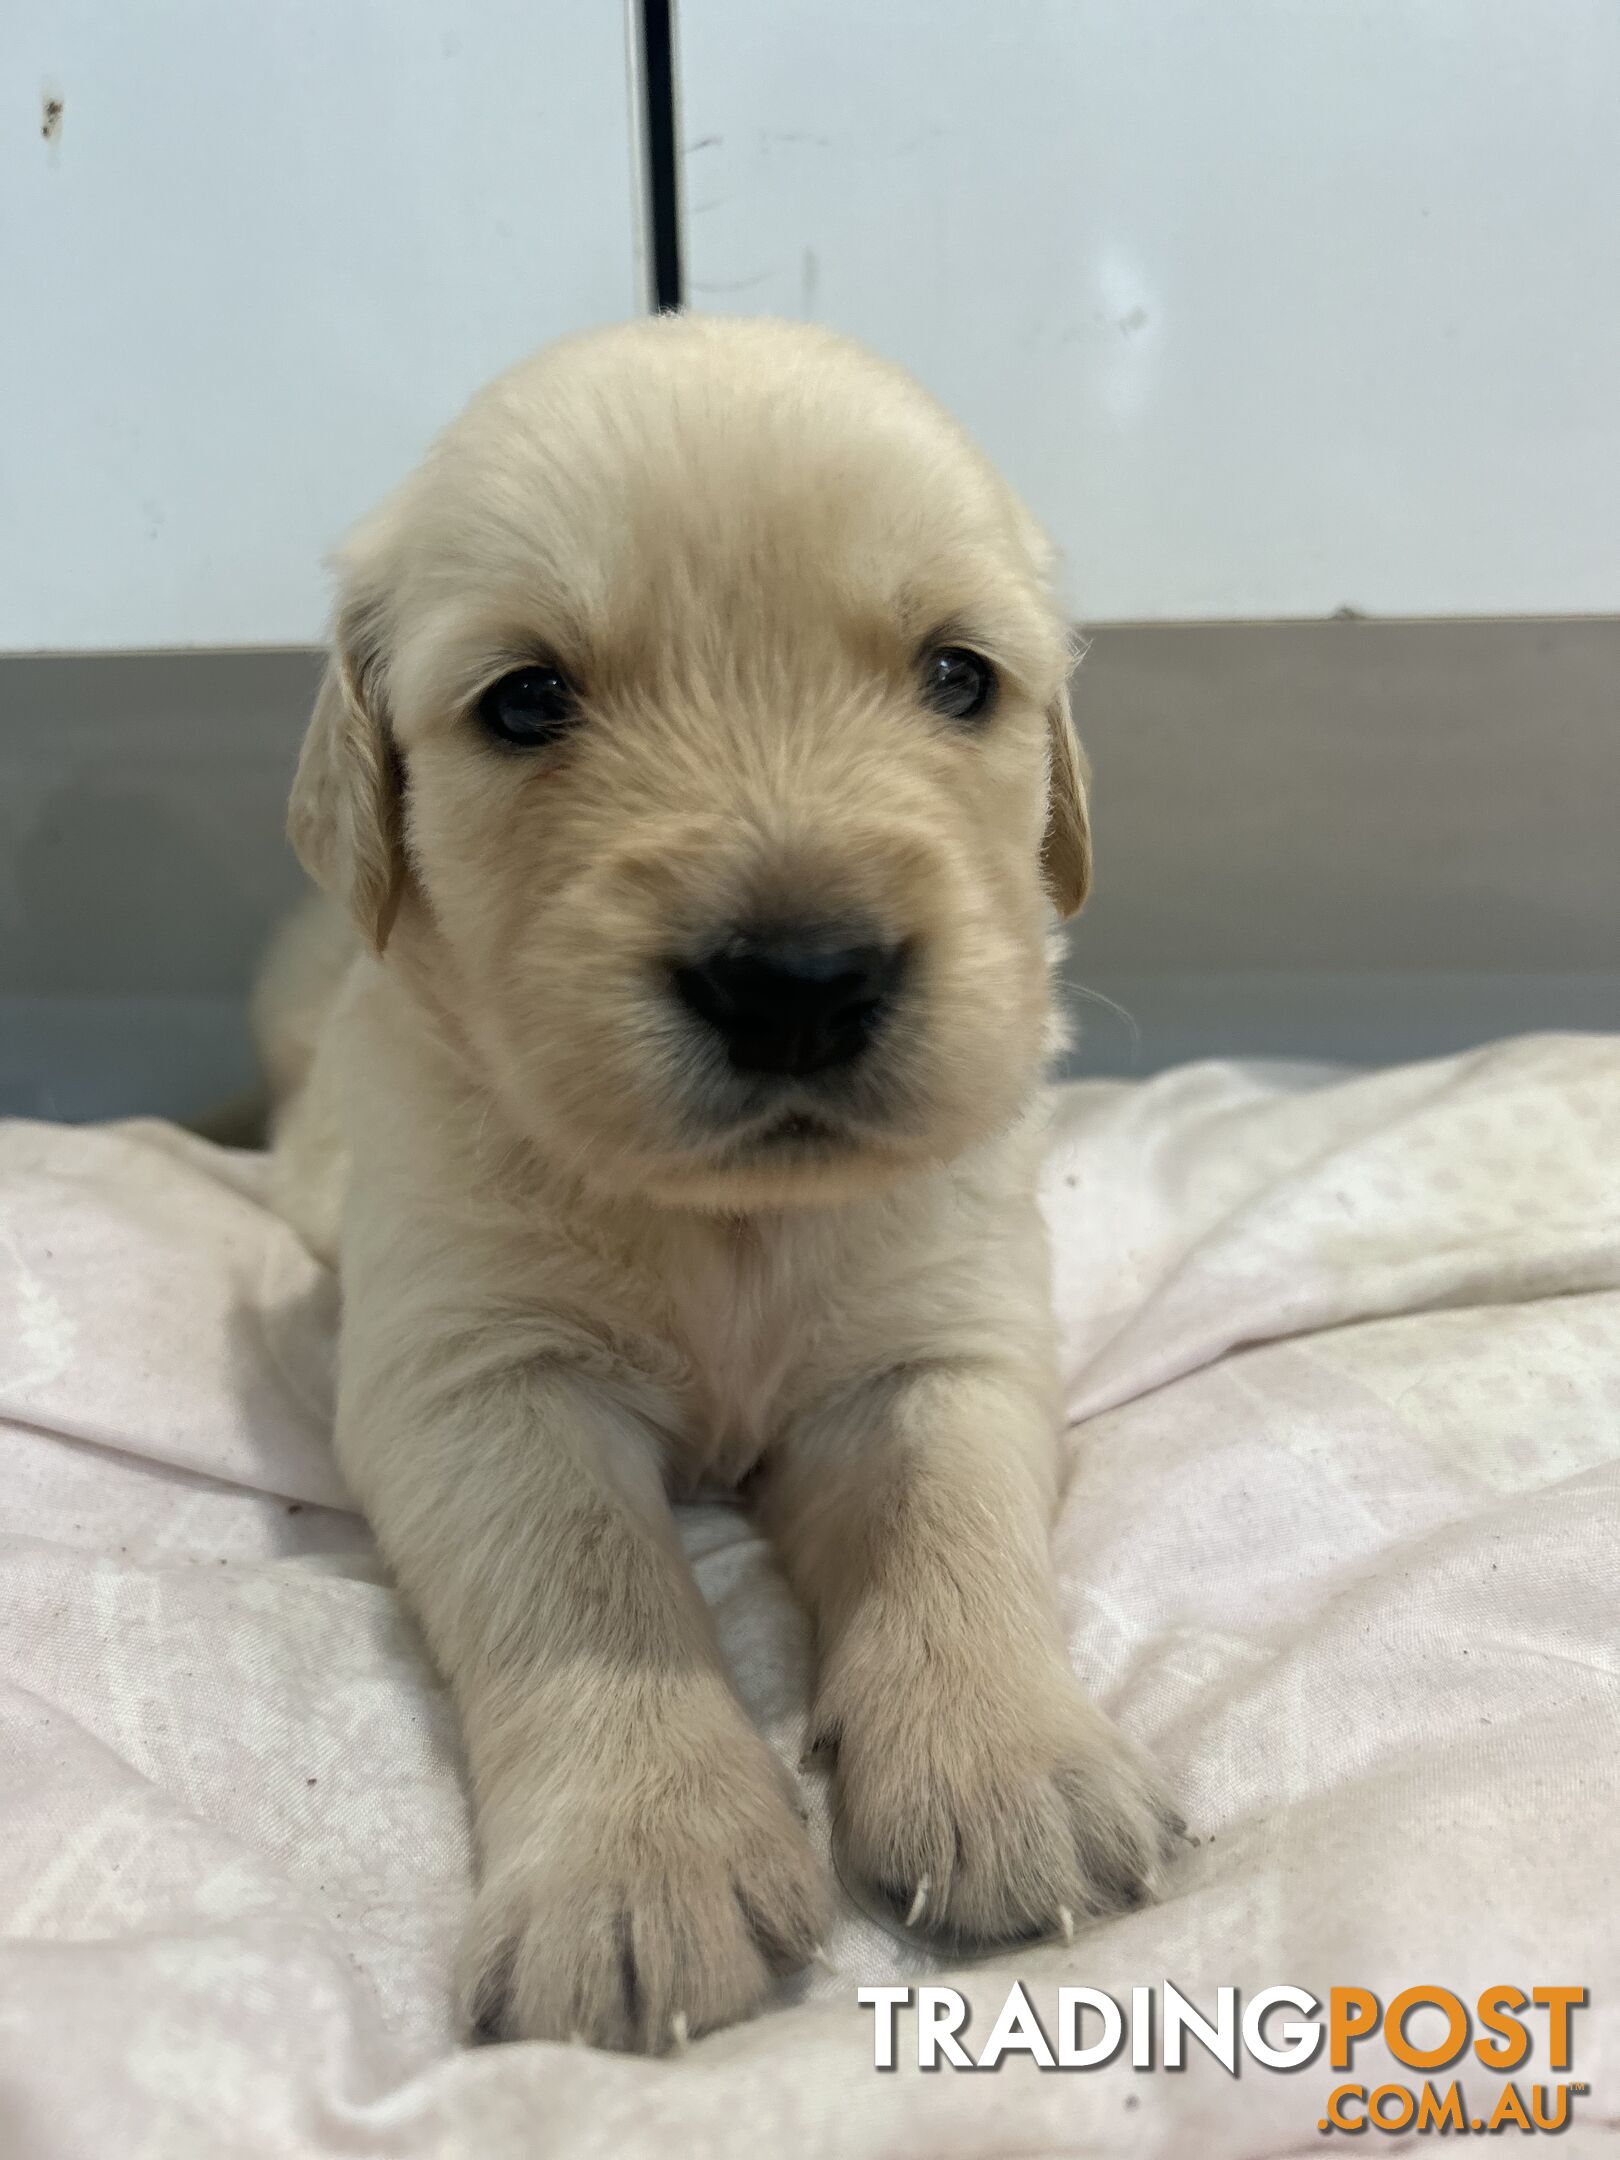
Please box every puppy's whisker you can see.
[1064,979,1141,1058]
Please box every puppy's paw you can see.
[819,1647,1183,1948]
[461,1722,828,2052]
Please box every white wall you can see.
[680,0,1620,622]
[2,1,642,651]
[12,4,1620,641]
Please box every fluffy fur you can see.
[261,315,1181,2054]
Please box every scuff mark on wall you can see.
[688,268,772,296]
[41,92,65,146]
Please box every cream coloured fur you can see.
[263,315,1181,2053]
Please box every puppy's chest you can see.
[660,1219,829,1484]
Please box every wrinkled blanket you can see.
[2,1035,1617,2157]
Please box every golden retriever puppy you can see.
[267,314,1181,2053]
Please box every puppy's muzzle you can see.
[672,925,907,1079]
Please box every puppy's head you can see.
[290,317,1090,1208]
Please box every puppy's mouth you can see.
[633,1061,943,1206]
[706,1095,903,1169]
[751,1109,845,1150]
[685,1097,906,1201]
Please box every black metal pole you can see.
[639,0,684,312]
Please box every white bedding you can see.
[2,1036,1617,2158]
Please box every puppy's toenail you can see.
[669,2011,690,2054]
[1058,1904,1076,1945]
[904,1878,930,1928]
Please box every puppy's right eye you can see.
[475,665,579,749]
[921,645,997,724]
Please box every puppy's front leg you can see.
[339,1343,826,2051]
[759,1360,1182,1945]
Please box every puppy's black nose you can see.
[673,930,905,1077]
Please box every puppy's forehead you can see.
[398,318,1050,666]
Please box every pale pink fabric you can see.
[1,1035,1617,2157]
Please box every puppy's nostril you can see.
[672,929,906,1077]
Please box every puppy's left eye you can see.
[922,646,997,723]
[475,664,579,749]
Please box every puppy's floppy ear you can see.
[287,584,404,954]
[1043,663,1094,918]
